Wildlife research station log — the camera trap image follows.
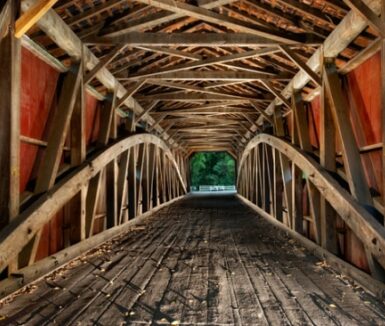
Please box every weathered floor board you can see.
[1,193,385,325]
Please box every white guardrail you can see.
[191,185,236,192]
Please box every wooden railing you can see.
[237,134,385,282]
[0,133,187,277]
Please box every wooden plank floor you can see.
[1,193,385,325]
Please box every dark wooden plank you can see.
[3,195,385,325]
[0,0,20,273]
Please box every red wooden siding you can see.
[85,92,100,146]
[20,47,59,192]
[20,48,102,262]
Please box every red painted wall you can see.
[345,52,382,193]
[305,52,383,272]
[20,48,102,262]
[20,47,59,192]
[343,52,382,272]
[308,97,320,148]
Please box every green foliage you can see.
[190,152,235,186]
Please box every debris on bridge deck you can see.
[1,194,384,325]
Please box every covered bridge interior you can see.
[2,0,385,324]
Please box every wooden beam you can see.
[97,92,117,145]
[148,113,168,132]
[66,0,126,27]
[15,0,58,38]
[141,144,150,213]
[250,101,273,123]
[259,80,291,109]
[101,0,239,36]
[323,61,373,205]
[135,101,159,125]
[126,47,279,79]
[339,38,382,74]
[106,159,118,228]
[342,0,385,37]
[0,0,20,273]
[133,0,308,44]
[115,79,146,109]
[153,108,256,115]
[140,82,262,100]
[324,61,385,279]
[35,64,82,193]
[135,46,202,61]
[68,61,87,244]
[292,92,321,244]
[128,146,137,219]
[137,93,268,102]
[272,106,293,228]
[238,194,385,302]
[0,134,187,274]
[84,44,126,84]
[20,0,179,147]
[238,134,385,271]
[0,1,11,39]
[320,75,338,254]
[86,92,117,238]
[121,71,291,82]
[255,0,383,126]
[279,45,322,86]
[86,32,316,47]
[0,195,185,300]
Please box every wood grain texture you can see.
[0,134,186,274]
[1,194,385,325]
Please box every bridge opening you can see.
[189,151,236,192]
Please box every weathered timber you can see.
[0,134,187,274]
[85,32,318,47]
[238,134,385,271]
[0,0,20,273]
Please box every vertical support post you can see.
[126,112,137,219]
[273,105,292,228]
[128,145,137,219]
[106,159,118,228]
[147,144,156,209]
[152,147,159,208]
[0,0,20,273]
[292,91,320,239]
[273,148,283,221]
[320,73,338,253]
[85,91,116,237]
[68,51,86,244]
[136,143,145,213]
[117,150,129,224]
[141,144,150,213]
[264,145,274,213]
[158,152,165,204]
[106,103,118,229]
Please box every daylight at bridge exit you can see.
[2,0,385,325]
